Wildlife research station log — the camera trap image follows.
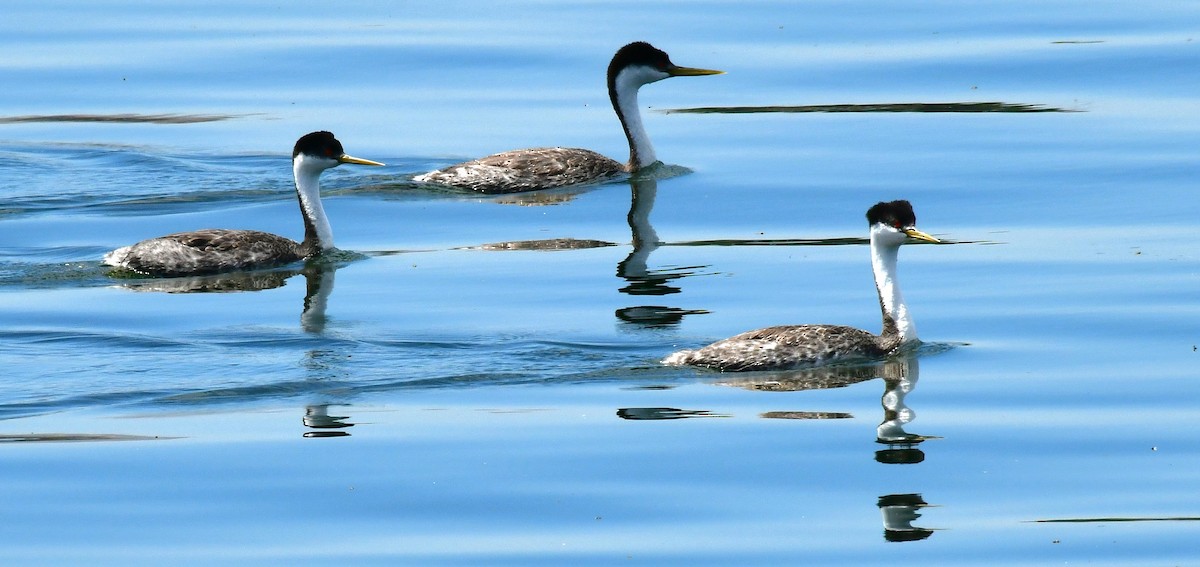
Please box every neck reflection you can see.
[297,262,359,438]
[615,175,708,327]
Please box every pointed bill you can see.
[903,227,940,243]
[668,65,725,77]
[338,154,385,166]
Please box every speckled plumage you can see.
[103,229,305,278]
[663,200,939,372]
[414,147,624,194]
[662,324,897,372]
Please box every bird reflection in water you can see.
[716,355,935,463]
[877,493,936,542]
[873,356,934,465]
[297,262,357,437]
[114,259,346,333]
[719,356,941,541]
[112,260,359,438]
[302,404,354,438]
[297,262,337,334]
[615,173,708,327]
[111,265,304,294]
[471,171,708,327]
[615,407,729,420]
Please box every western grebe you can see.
[663,200,940,371]
[103,131,383,277]
[414,41,722,194]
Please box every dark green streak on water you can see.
[667,237,867,247]
[663,237,983,247]
[661,102,1074,115]
[1033,517,1200,523]
[0,433,177,443]
[0,113,247,124]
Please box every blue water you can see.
[2,1,1199,565]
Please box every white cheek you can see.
[870,224,905,245]
[615,65,670,91]
[293,153,339,174]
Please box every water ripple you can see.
[0,329,194,350]
[0,258,114,288]
[0,112,247,124]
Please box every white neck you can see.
[294,155,334,250]
[870,228,917,342]
[613,67,664,169]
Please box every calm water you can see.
[2,1,1199,565]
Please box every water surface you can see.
[1,1,1198,565]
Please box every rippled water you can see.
[2,1,1199,565]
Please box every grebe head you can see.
[867,200,940,246]
[292,130,384,172]
[608,41,724,89]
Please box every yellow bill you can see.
[338,154,385,166]
[903,228,941,243]
[668,65,725,77]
